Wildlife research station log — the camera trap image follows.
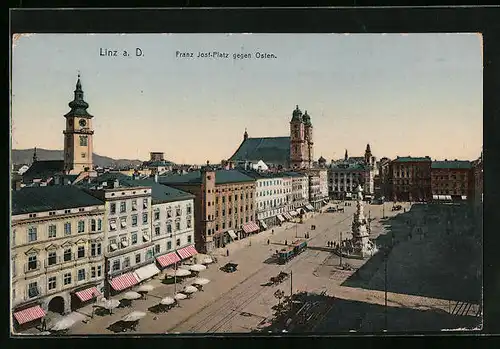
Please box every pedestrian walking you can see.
[226,249,229,257]
[267,239,270,245]
[272,229,274,235]
[285,240,287,245]
[41,318,47,331]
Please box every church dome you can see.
[302,110,312,126]
[290,105,303,123]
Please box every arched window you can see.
[91,219,96,232]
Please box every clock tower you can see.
[63,74,94,174]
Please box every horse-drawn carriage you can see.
[270,271,289,285]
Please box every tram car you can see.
[277,240,308,264]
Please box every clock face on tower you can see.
[79,119,87,128]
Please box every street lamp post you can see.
[384,248,388,331]
[174,261,177,296]
[339,231,343,267]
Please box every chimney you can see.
[113,179,119,188]
[154,174,158,183]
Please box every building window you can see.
[176,238,181,247]
[91,243,101,256]
[222,197,226,203]
[48,276,56,290]
[222,222,226,229]
[91,266,96,278]
[48,225,57,238]
[120,201,126,213]
[78,246,85,258]
[175,220,180,231]
[78,220,85,233]
[64,222,72,235]
[142,213,148,225]
[155,226,161,236]
[187,218,192,229]
[97,266,102,277]
[123,257,130,268]
[97,219,102,231]
[131,232,138,245]
[64,249,72,261]
[27,255,38,270]
[154,244,161,254]
[112,260,120,271]
[77,269,86,281]
[91,219,96,232]
[154,210,160,221]
[135,254,141,264]
[28,227,37,242]
[63,272,72,285]
[167,223,172,234]
[167,209,172,218]
[146,249,153,260]
[143,199,148,209]
[187,205,192,214]
[167,241,172,250]
[187,235,192,243]
[28,282,39,298]
[176,208,181,216]
[48,251,57,266]
[79,135,88,146]
[110,203,116,214]
[131,214,138,227]
[132,200,137,211]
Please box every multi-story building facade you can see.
[159,167,257,253]
[283,172,310,211]
[377,157,392,199]
[328,163,367,199]
[11,186,105,330]
[83,182,157,298]
[304,168,328,210]
[239,170,290,229]
[120,178,196,269]
[389,156,432,202]
[431,160,473,201]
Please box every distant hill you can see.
[11,148,143,168]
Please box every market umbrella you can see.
[51,317,77,331]
[192,277,210,285]
[122,291,142,300]
[121,311,146,322]
[175,269,191,277]
[98,299,120,310]
[183,285,198,294]
[160,297,176,305]
[202,257,213,264]
[189,264,207,272]
[174,293,187,300]
[136,284,155,292]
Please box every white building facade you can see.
[85,184,158,298]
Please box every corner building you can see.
[11,186,105,330]
[159,166,257,253]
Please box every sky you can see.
[11,33,483,164]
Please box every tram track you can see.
[170,210,353,333]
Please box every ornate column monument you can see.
[351,184,377,257]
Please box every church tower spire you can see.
[63,73,95,175]
[290,105,306,169]
[345,149,348,161]
[243,128,248,141]
[32,147,38,163]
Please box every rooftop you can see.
[22,160,65,183]
[431,160,472,170]
[159,169,256,185]
[12,186,104,215]
[229,136,290,164]
[119,179,195,204]
[393,156,431,163]
[330,162,368,172]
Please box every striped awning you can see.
[227,230,238,240]
[259,220,268,230]
[276,214,285,222]
[156,252,181,268]
[176,245,198,260]
[134,263,160,282]
[289,210,298,216]
[283,212,292,220]
[13,305,46,325]
[243,221,259,234]
[109,272,140,291]
[306,204,315,211]
[75,286,101,302]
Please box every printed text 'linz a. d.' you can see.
[99,48,144,57]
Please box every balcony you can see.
[24,261,41,274]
